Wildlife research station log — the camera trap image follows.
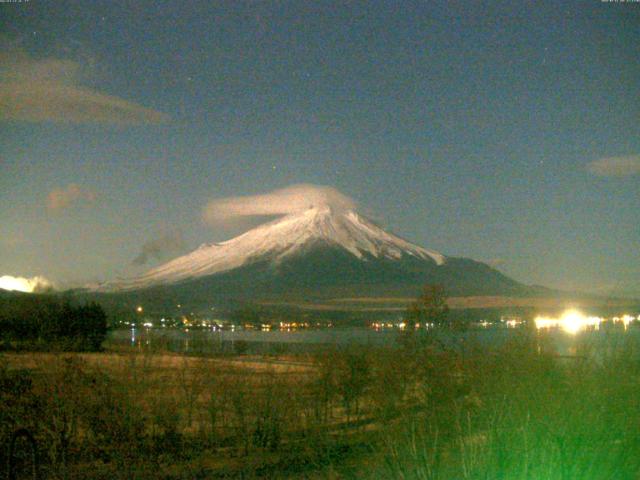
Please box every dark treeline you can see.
[0,292,107,351]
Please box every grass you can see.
[3,326,640,478]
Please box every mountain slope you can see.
[93,206,528,305]
[97,207,445,292]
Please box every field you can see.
[4,327,640,479]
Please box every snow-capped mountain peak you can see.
[96,207,445,292]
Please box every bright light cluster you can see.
[534,309,637,334]
[0,275,53,293]
[535,310,603,334]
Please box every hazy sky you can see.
[1,1,639,295]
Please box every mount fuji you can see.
[93,205,527,304]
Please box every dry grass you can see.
[4,332,640,479]
[1,351,315,374]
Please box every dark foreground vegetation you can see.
[3,326,640,479]
[0,293,107,352]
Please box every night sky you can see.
[1,1,639,296]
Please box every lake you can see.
[108,323,640,357]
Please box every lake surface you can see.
[108,324,640,357]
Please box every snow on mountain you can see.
[97,206,445,292]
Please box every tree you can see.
[78,303,108,351]
[335,349,370,422]
[0,296,107,351]
[405,284,450,328]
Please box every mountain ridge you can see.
[86,206,541,310]
[95,206,446,292]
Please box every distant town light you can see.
[609,314,635,330]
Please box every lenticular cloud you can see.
[202,184,357,226]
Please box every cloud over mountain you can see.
[202,184,357,226]
[132,230,186,266]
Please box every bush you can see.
[379,332,640,479]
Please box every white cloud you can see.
[202,184,357,226]
[0,275,54,293]
[47,183,96,212]
[0,46,169,124]
[587,155,640,177]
